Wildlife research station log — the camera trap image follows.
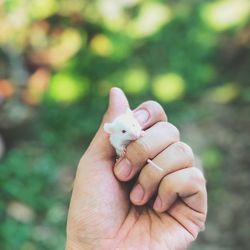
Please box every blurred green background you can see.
[0,0,250,249]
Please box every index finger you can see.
[133,101,167,129]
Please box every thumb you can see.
[87,87,129,159]
[105,87,130,122]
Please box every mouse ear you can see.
[103,123,114,134]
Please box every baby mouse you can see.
[104,108,163,172]
[104,108,145,157]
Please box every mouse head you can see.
[104,108,142,141]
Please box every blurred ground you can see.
[183,102,250,250]
[1,0,250,250]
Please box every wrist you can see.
[65,239,81,250]
[65,239,88,250]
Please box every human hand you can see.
[66,88,207,250]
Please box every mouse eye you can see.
[122,130,126,133]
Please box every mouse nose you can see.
[130,134,137,140]
[130,131,140,140]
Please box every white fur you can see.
[104,108,144,156]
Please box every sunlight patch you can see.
[48,73,89,103]
[123,67,148,94]
[201,0,250,31]
[210,83,240,103]
[152,73,185,102]
[90,34,113,57]
[49,28,84,67]
[128,2,172,38]
[30,0,58,20]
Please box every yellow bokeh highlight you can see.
[128,2,172,38]
[48,28,84,67]
[97,0,125,31]
[0,5,28,49]
[60,0,86,16]
[123,67,148,94]
[152,73,185,102]
[210,83,240,103]
[30,0,58,20]
[96,0,141,32]
[23,68,50,105]
[29,24,48,50]
[90,34,113,57]
[49,73,89,103]
[201,0,250,31]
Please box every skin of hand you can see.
[65,88,207,250]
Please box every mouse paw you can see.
[120,148,126,158]
[140,130,146,137]
[116,149,126,164]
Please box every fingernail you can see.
[153,196,162,211]
[134,109,149,125]
[115,158,132,179]
[130,183,144,203]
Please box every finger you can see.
[114,122,180,180]
[133,100,167,129]
[153,167,207,214]
[88,87,129,159]
[129,142,194,205]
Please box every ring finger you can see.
[129,141,195,205]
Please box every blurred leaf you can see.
[209,83,241,103]
[0,79,15,98]
[30,0,58,20]
[90,34,114,57]
[48,73,89,103]
[122,66,148,94]
[128,2,172,38]
[202,147,223,169]
[242,87,250,102]
[152,73,185,102]
[201,0,250,31]
[48,28,85,67]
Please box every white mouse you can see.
[104,108,145,157]
[104,108,163,172]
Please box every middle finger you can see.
[114,121,180,181]
[130,141,195,205]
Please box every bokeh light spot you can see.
[123,67,148,94]
[90,34,113,57]
[30,0,58,20]
[152,73,185,102]
[210,83,240,103]
[202,147,222,169]
[23,68,50,105]
[128,2,172,38]
[201,0,250,31]
[48,73,89,103]
[0,80,15,99]
[49,28,84,67]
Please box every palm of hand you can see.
[103,166,197,250]
[68,158,200,250]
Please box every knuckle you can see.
[127,139,150,163]
[161,175,174,191]
[166,123,180,140]
[137,140,151,157]
[190,168,206,187]
[172,142,194,165]
[139,166,158,187]
[156,121,169,130]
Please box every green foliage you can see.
[1,0,250,249]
